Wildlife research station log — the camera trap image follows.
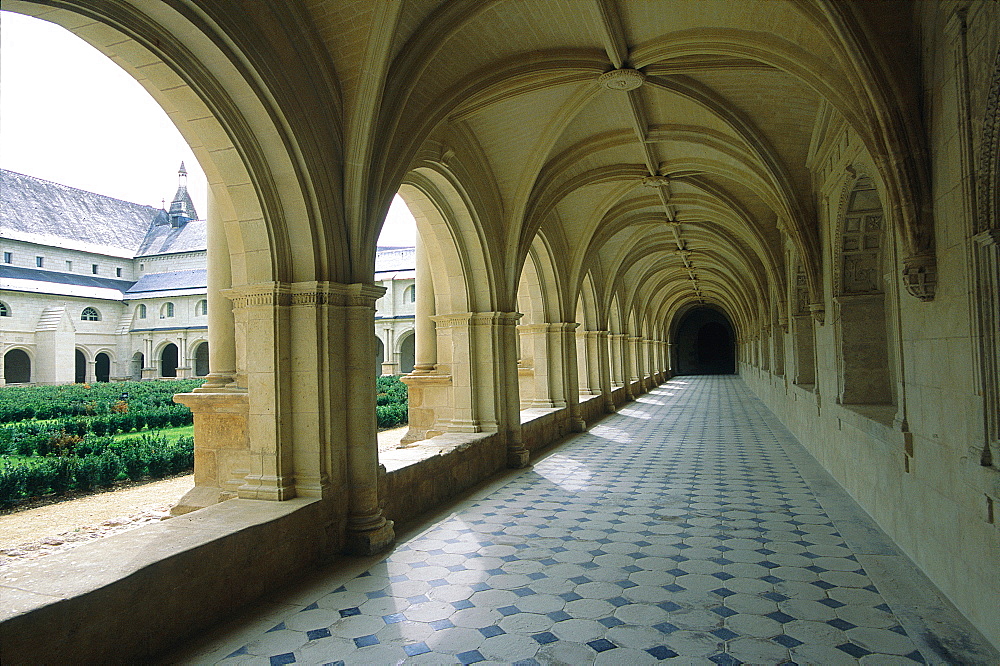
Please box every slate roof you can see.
[126,269,206,295]
[0,264,136,292]
[136,219,207,256]
[1,169,165,258]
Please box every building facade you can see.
[0,169,414,384]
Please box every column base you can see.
[571,417,587,432]
[507,448,530,469]
[171,486,236,516]
[345,519,396,555]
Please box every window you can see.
[116,267,123,277]
[0,302,9,317]
[139,263,144,271]
[92,264,99,274]
[3,252,11,263]
[137,304,147,319]
[197,299,208,316]
[161,302,175,318]
[405,285,416,303]
[66,260,73,271]
[81,307,100,321]
[36,256,44,267]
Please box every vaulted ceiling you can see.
[305,0,924,332]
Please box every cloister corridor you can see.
[167,377,997,665]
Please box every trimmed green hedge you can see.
[0,379,203,423]
[375,376,408,428]
[0,434,193,506]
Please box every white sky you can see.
[0,11,416,247]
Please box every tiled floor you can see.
[172,376,998,665]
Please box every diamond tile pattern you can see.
[207,377,941,664]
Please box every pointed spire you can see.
[168,160,197,226]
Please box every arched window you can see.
[0,301,9,317]
[197,299,208,315]
[161,302,175,318]
[404,284,415,303]
[81,307,100,321]
[137,304,147,319]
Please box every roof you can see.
[0,169,164,258]
[125,268,206,296]
[0,264,135,300]
[136,219,207,256]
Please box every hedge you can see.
[0,379,203,424]
[375,376,408,428]
[0,434,194,506]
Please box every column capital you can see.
[224,281,388,310]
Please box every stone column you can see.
[196,188,237,390]
[176,336,191,379]
[609,333,625,388]
[629,336,643,394]
[495,312,528,468]
[595,330,615,412]
[576,330,598,395]
[412,232,436,373]
[560,322,586,431]
[343,284,395,554]
[224,283,295,501]
[142,338,155,379]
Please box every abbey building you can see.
[0,168,415,384]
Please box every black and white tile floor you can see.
[174,376,998,665]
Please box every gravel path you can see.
[0,426,409,567]
[0,474,194,566]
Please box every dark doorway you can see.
[95,353,111,382]
[194,342,209,377]
[674,307,736,374]
[75,349,87,383]
[160,343,178,378]
[399,334,415,374]
[131,352,144,381]
[4,349,31,383]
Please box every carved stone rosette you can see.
[901,253,937,301]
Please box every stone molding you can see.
[223,281,387,310]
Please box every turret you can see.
[168,161,198,227]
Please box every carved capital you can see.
[807,303,825,324]
[901,253,937,302]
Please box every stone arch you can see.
[575,273,601,396]
[515,233,566,409]
[398,163,505,441]
[972,45,1000,466]
[159,343,179,378]
[130,351,144,382]
[834,175,895,408]
[193,342,209,378]
[94,350,113,383]
[75,348,88,383]
[4,348,32,384]
[375,337,385,376]
[397,331,415,375]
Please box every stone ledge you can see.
[0,497,324,664]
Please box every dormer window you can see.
[92,264,99,274]
[36,256,43,267]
